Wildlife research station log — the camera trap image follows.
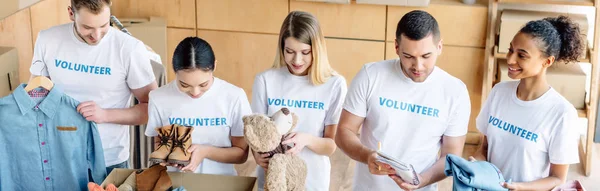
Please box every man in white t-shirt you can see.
[335,10,471,191]
[29,0,157,174]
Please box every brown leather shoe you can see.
[136,164,169,191]
[149,125,176,164]
[152,167,172,191]
[167,125,194,166]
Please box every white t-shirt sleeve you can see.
[444,87,471,137]
[231,89,252,137]
[251,74,268,115]
[476,86,497,136]
[549,108,580,164]
[145,93,161,137]
[30,32,49,76]
[125,41,156,90]
[324,77,348,125]
[343,65,370,118]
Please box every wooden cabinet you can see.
[0,9,32,83]
[291,1,386,40]
[196,0,288,34]
[166,28,196,82]
[197,30,279,99]
[111,0,196,28]
[387,2,488,47]
[29,0,70,43]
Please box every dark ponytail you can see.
[172,37,215,72]
[519,15,584,63]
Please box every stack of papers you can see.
[376,151,420,185]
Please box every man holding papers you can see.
[335,10,471,191]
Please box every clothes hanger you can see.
[24,61,54,92]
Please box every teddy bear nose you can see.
[281,108,290,115]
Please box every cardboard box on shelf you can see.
[296,0,350,3]
[101,168,257,191]
[356,0,431,7]
[114,17,168,66]
[498,60,586,109]
[0,47,19,97]
[498,10,589,59]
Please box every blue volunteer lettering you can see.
[55,59,111,75]
[378,97,439,118]
[488,115,539,143]
[267,98,325,110]
[169,117,227,126]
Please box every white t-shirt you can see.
[251,67,347,191]
[476,81,579,182]
[344,59,471,191]
[29,23,155,166]
[145,78,252,175]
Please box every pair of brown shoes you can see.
[149,124,194,166]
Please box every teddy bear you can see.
[243,107,307,191]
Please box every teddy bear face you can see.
[271,108,294,135]
[243,107,299,153]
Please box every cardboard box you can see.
[101,168,257,191]
[356,0,431,7]
[296,0,350,3]
[0,47,19,97]
[499,10,589,58]
[115,17,168,66]
[498,60,586,109]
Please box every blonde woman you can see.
[250,11,347,191]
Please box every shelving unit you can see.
[498,0,594,7]
[483,0,599,176]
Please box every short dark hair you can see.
[71,0,111,14]
[519,15,584,63]
[172,37,216,72]
[395,10,440,43]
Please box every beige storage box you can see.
[0,47,19,97]
[115,17,168,65]
[102,168,257,191]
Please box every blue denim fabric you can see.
[0,84,106,191]
[444,154,508,191]
[106,160,129,175]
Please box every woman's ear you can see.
[214,60,218,72]
[543,56,555,68]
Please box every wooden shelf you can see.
[431,0,488,7]
[497,0,594,7]
[493,46,591,63]
[578,108,587,118]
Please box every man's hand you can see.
[77,101,107,123]
[390,174,424,191]
[502,181,521,191]
[367,151,395,175]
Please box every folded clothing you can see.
[444,154,508,191]
[376,151,420,185]
[173,186,187,191]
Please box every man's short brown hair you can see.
[71,0,111,14]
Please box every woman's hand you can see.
[179,144,209,173]
[282,132,312,155]
[252,149,271,170]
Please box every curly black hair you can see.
[519,16,585,63]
